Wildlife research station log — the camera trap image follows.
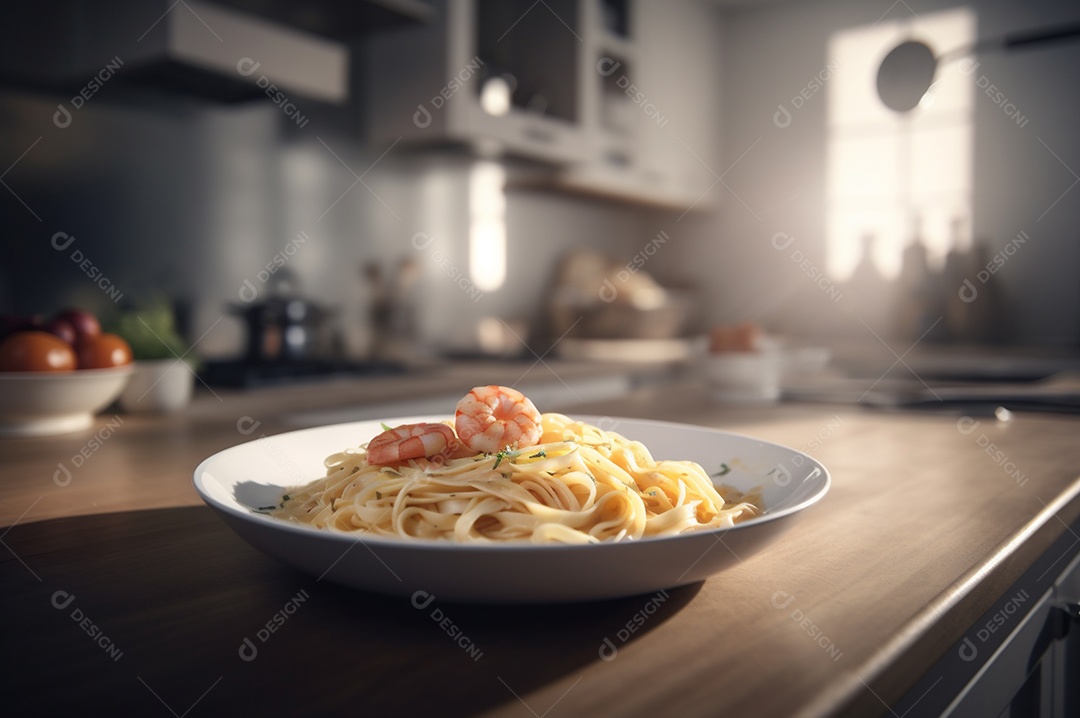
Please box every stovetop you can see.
[200,359,408,388]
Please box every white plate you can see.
[194,416,830,603]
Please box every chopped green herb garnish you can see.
[381,422,393,431]
[492,445,544,469]
[255,505,277,512]
[376,491,382,500]
[282,494,291,501]
[712,463,731,477]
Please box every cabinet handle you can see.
[1054,602,1080,640]
[1063,602,1080,624]
[522,127,555,143]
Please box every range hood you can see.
[0,0,430,103]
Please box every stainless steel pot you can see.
[229,270,333,362]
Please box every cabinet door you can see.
[364,0,586,163]
[943,588,1055,717]
[633,0,720,206]
[455,0,587,162]
[1051,552,1080,718]
[562,0,722,209]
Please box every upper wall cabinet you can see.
[0,0,431,104]
[363,0,587,163]
[560,0,722,210]
[363,0,722,210]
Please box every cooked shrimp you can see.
[455,385,542,454]
[367,422,457,466]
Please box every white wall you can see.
[0,90,656,359]
[653,0,1080,346]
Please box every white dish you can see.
[194,415,830,603]
[556,337,707,363]
[700,346,831,403]
[0,366,133,436]
[701,352,784,403]
[118,359,194,413]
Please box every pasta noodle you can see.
[269,413,762,544]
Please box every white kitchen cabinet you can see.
[362,0,587,163]
[558,0,722,210]
[362,0,722,210]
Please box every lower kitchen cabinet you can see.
[896,525,1080,718]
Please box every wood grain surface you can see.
[3,373,1080,717]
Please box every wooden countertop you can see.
[3,367,1080,717]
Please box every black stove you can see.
[201,359,407,388]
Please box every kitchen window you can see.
[826,7,975,281]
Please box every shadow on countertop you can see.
[0,506,700,717]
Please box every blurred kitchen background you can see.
[1,0,1079,383]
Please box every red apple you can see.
[54,308,100,341]
[44,317,78,345]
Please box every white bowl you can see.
[194,415,830,603]
[0,366,133,436]
[701,347,832,403]
[119,359,194,413]
[702,352,784,402]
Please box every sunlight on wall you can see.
[826,7,975,281]
[468,160,507,292]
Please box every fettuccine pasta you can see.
[270,412,762,544]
